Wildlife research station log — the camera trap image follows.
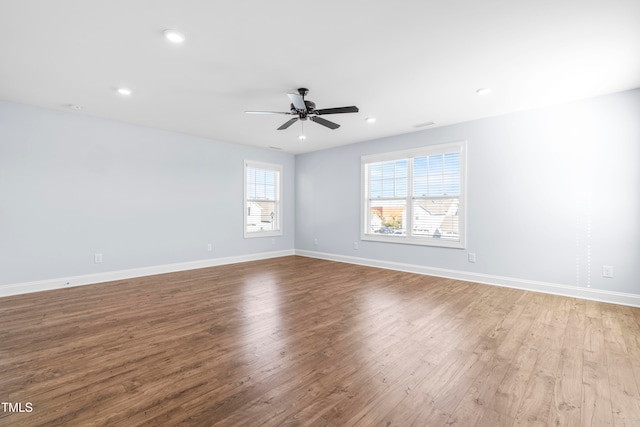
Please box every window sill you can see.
[244,230,283,239]
[361,233,465,249]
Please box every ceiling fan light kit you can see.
[246,88,359,133]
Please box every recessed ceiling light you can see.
[475,88,491,96]
[117,88,132,96]
[163,29,186,43]
[298,135,306,141]
[365,117,376,124]
[67,104,82,111]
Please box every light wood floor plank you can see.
[547,298,585,427]
[582,360,614,426]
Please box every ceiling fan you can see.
[245,88,359,130]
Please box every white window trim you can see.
[244,160,283,238]
[361,141,467,249]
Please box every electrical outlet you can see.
[207,243,213,252]
[468,253,477,263]
[94,253,103,264]
[271,238,276,245]
[353,241,359,250]
[602,265,613,278]
[313,238,318,246]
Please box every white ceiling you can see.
[1,1,638,154]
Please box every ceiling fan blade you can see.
[245,111,292,115]
[310,116,340,129]
[287,93,307,112]
[314,106,359,115]
[277,117,299,130]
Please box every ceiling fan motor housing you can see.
[290,100,316,117]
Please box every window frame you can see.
[244,160,283,238]
[361,141,467,249]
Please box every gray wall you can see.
[2,89,639,295]
[0,101,295,285]
[296,89,640,294]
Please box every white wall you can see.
[0,101,295,287]
[296,89,640,297]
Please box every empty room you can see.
[1,1,639,426]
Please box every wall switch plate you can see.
[468,253,476,263]
[94,253,103,263]
[207,243,213,251]
[602,265,613,278]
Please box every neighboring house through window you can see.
[361,141,466,248]
[244,160,282,238]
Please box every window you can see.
[244,161,282,238]
[361,141,466,248]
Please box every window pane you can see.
[412,198,459,240]
[413,157,427,197]
[368,159,408,198]
[370,179,383,198]
[414,180,427,197]
[395,159,408,177]
[428,154,443,173]
[382,162,395,179]
[382,180,395,197]
[395,179,408,197]
[370,163,383,179]
[413,153,461,197]
[428,154,443,195]
[246,200,279,233]
[414,157,427,175]
[247,168,279,201]
[265,171,275,186]
[265,183,275,199]
[443,153,460,195]
[247,183,254,200]
[368,200,406,235]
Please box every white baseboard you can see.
[295,249,640,308]
[0,250,295,298]
[5,249,639,308]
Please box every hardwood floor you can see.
[2,256,640,426]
